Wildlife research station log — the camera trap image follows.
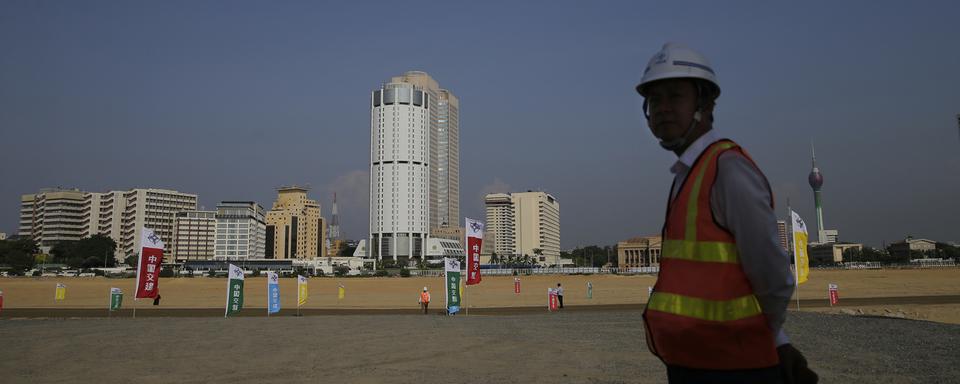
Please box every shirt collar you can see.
[670,129,720,174]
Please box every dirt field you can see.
[2,269,959,383]
[2,268,959,322]
[0,311,957,383]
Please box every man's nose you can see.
[650,102,673,117]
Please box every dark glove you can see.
[778,344,818,384]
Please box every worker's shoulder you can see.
[715,147,769,181]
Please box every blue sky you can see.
[2,1,958,248]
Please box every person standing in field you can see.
[419,287,430,315]
[556,283,564,309]
[635,43,817,384]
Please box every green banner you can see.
[227,279,244,316]
[110,292,122,311]
[444,258,461,314]
[225,264,246,317]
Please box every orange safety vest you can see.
[420,292,430,304]
[643,139,779,370]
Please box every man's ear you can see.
[701,99,716,123]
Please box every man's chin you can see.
[653,132,681,143]
[653,125,680,137]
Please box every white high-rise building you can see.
[435,88,459,228]
[119,189,198,259]
[513,191,560,265]
[81,190,128,261]
[18,188,87,249]
[171,210,217,262]
[20,188,195,262]
[386,71,460,230]
[482,191,560,266]
[484,193,516,257]
[215,201,266,260]
[369,75,432,262]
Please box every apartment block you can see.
[483,191,560,266]
[265,187,325,259]
[18,188,87,250]
[119,189,198,259]
[215,201,266,260]
[171,210,217,262]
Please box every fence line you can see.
[410,267,660,277]
[411,262,957,277]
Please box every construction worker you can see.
[636,43,818,383]
[418,286,430,315]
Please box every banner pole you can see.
[133,264,138,319]
[224,273,229,319]
[788,200,800,311]
[794,247,801,311]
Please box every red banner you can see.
[548,289,559,311]
[828,283,839,306]
[135,247,164,299]
[466,236,482,285]
[465,218,484,286]
[514,278,520,294]
[0,290,4,313]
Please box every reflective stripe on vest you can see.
[647,292,762,322]
[682,141,735,241]
[661,239,738,263]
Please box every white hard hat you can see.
[423,287,428,291]
[636,43,720,98]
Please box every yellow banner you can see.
[297,275,308,307]
[55,283,66,301]
[791,210,810,284]
[338,286,345,300]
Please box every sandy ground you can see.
[2,269,959,383]
[2,268,959,322]
[0,311,957,384]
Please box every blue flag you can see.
[267,271,281,314]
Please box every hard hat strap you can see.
[658,113,700,151]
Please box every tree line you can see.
[813,242,960,266]
[0,235,118,275]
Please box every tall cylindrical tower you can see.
[370,81,430,262]
[808,145,825,243]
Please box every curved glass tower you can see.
[370,81,431,262]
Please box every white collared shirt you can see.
[668,129,794,347]
[669,129,721,198]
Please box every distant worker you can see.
[418,287,430,315]
[635,43,817,383]
[556,283,564,309]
